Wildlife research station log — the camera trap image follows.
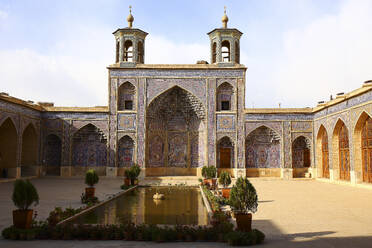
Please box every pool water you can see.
[72,186,208,225]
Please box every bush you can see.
[226,229,265,246]
[85,169,99,187]
[124,169,133,179]
[229,177,258,214]
[218,171,231,188]
[131,164,141,179]
[201,166,217,179]
[12,179,39,210]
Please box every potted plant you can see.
[12,179,39,229]
[130,164,141,185]
[229,177,258,232]
[124,169,131,186]
[218,171,232,198]
[85,169,99,198]
[201,166,217,188]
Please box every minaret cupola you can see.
[207,7,243,65]
[113,6,148,66]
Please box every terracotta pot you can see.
[235,212,252,232]
[211,178,217,189]
[222,188,231,198]
[85,187,95,198]
[124,178,130,186]
[130,179,138,185]
[13,209,33,229]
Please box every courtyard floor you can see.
[1,177,372,247]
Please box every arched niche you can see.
[118,82,136,111]
[118,135,135,167]
[44,134,62,175]
[216,82,234,111]
[316,125,329,178]
[21,123,38,177]
[0,118,17,178]
[332,119,350,181]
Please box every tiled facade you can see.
[1,13,372,188]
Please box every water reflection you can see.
[72,187,208,226]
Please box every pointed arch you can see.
[118,135,134,167]
[332,119,350,181]
[124,40,133,62]
[217,82,234,111]
[217,136,234,168]
[0,118,18,178]
[353,111,372,183]
[245,126,281,168]
[21,123,38,177]
[292,136,311,178]
[137,41,144,63]
[44,134,62,175]
[316,124,329,178]
[212,42,217,63]
[118,81,136,111]
[72,123,107,167]
[221,40,230,62]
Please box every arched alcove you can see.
[118,82,136,111]
[124,40,133,62]
[332,119,350,181]
[221,40,230,62]
[118,135,134,167]
[0,118,17,178]
[316,125,329,178]
[146,86,206,176]
[44,134,62,175]
[292,136,311,178]
[216,82,234,111]
[21,124,38,177]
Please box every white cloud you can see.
[272,0,372,107]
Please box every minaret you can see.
[112,6,148,66]
[207,7,243,64]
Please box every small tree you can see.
[229,177,258,214]
[218,171,231,188]
[201,166,208,178]
[124,169,132,179]
[12,179,39,210]
[202,166,217,179]
[85,169,99,187]
[131,163,141,179]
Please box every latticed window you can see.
[212,42,217,63]
[137,41,144,63]
[235,41,240,63]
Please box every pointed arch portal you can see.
[145,86,206,176]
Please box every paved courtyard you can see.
[1,177,372,247]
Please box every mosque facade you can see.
[1,9,372,187]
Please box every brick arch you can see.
[72,123,107,167]
[117,135,135,167]
[21,123,38,176]
[332,119,350,181]
[0,117,18,177]
[0,115,18,134]
[292,136,311,168]
[246,123,282,138]
[353,111,372,183]
[316,124,330,178]
[245,125,281,169]
[217,136,234,169]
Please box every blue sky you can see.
[0,0,371,107]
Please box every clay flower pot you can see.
[85,187,95,198]
[222,188,231,198]
[235,212,252,232]
[124,178,130,186]
[13,209,33,229]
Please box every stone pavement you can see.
[1,177,372,247]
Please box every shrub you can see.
[202,166,217,179]
[130,164,141,179]
[218,171,231,188]
[85,169,99,187]
[12,179,39,210]
[124,169,133,179]
[229,177,258,214]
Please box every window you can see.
[124,100,133,110]
[124,40,133,62]
[221,101,230,110]
[212,42,217,63]
[235,41,240,63]
[115,40,120,63]
[221,40,230,62]
[138,41,144,63]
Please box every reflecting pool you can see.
[72,187,208,225]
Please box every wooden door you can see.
[220,148,231,168]
[322,132,330,178]
[339,124,350,181]
[361,117,372,183]
[303,148,310,167]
